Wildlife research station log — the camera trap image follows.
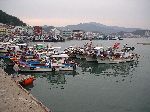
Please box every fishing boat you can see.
[0,42,12,53]
[108,36,123,40]
[84,53,97,62]
[84,46,100,62]
[18,60,52,72]
[19,75,35,86]
[82,41,98,62]
[97,55,138,64]
[97,56,126,64]
[96,44,138,64]
[64,46,77,58]
[50,53,76,71]
[75,48,85,59]
[0,47,8,53]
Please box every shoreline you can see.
[0,68,51,112]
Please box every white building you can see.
[22,26,34,36]
[0,23,7,36]
[13,26,25,35]
[51,28,61,38]
[61,29,72,38]
[145,30,150,37]
[72,30,85,39]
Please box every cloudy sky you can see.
[0,0,149,29]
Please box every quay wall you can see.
[0,68,51,112]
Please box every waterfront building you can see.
[24,26,34,36]
[6,28,12,36]
[33,26,42,36]
[42,30,48,36]
[51,28,61,38]
[72,30,85,40]
[61,29,72,38]
[6,25,15,36]
[0,23,7,36]
[85,32,94,40]
[145,30,150,37]
[13,26,25,35]
[123,33,134,38]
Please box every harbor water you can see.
[21,38,150,112]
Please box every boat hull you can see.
[20,77,35,86]
[19,66,75,72]
[19,66,52,72]
[124,57,138,62]
[60,67,74,71]
[76,54,85,59]
[0,50,8,53]
[97,57,126,64]
[85,56,97,62]
[51,65,75,71]
[97,57,138,64]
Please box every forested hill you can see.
[0,10,26,26]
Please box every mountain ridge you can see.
[58,22,142,34]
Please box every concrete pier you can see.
[0,68,50,112]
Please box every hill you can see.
[59,22,141,34]
[0,10,26,26]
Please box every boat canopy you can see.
[94,47,103,50]
[114,51,124,54]
[80,49,84,52]
[36,44,44,46]
[69,45,77,48]
[0,47,5,49]
[2,42,11,45]
[9,45,21,51]
[52,47,61,49]
[28,46,34,49]
[51,54,69,58]
[17,43,27,46]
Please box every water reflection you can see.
[47,72,66,84]
[47,71,78,85]
[15,60,139,91]
[76,59,139,82]
[25,83,34,91]
[24,71,79,90]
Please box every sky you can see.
[0,0,150,29]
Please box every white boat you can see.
[50,54,76,71]
[85,46,103,62]
[53,64,75,71]
[75,48,85,59]
[19,66,52,72]
[85,55,97,62]
[97,52,138,64]
[0,42,12,53]
[18,61,52,72]
[76,54,85,59]
[97,57,126,64]
[0,47,8,53]
[124,54,139,62]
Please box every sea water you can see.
[24,38,150,112]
